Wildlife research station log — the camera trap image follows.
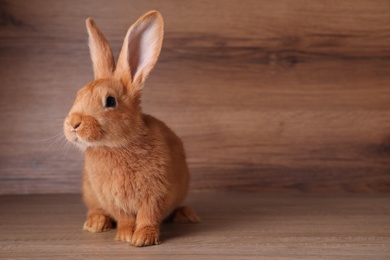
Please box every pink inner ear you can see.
[127,28,141,81]
[126,18,161,84]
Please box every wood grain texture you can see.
[0,193,390,259]
[0,0,390,194]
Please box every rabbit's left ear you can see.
[115,11,164,90]
[86,18,116,79]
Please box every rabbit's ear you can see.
[115,11,163,89]
[86,18,115,79]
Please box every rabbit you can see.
[63,10,200,247]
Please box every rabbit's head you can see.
[64,11,163,150]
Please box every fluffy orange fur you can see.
[63,11,200,247]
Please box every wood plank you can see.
[0,193,389,259]
[1,0,390,193]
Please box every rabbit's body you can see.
[83,114,189,220]
[63,11,199,247]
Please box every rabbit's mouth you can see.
[67,133,91,151]
[66,127,80,142]
[73,134,79,142]
[69,132,81,144]
[64,128,87,147]
[72,133,87,144]
[64,113,104,149]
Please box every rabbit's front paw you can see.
[83,213,113,233]
[115,225,134,243]
[131,226,160,247]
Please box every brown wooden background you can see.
[1,0,390,194]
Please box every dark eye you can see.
[105,96,116,108]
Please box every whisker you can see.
[41,133,67,155]
[32,132,65,142]
[63,141,76,156]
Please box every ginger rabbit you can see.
[63,11,200,247]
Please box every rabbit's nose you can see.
[72,122,81,130]
[67,113,83,131]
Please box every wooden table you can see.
[1,193,389,259]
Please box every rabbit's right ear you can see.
[115,11,164,92]
[86,18,115,79]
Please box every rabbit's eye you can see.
[105,96,116,108]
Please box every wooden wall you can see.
[1,0,390,194]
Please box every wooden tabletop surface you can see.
[1,192,389,259]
